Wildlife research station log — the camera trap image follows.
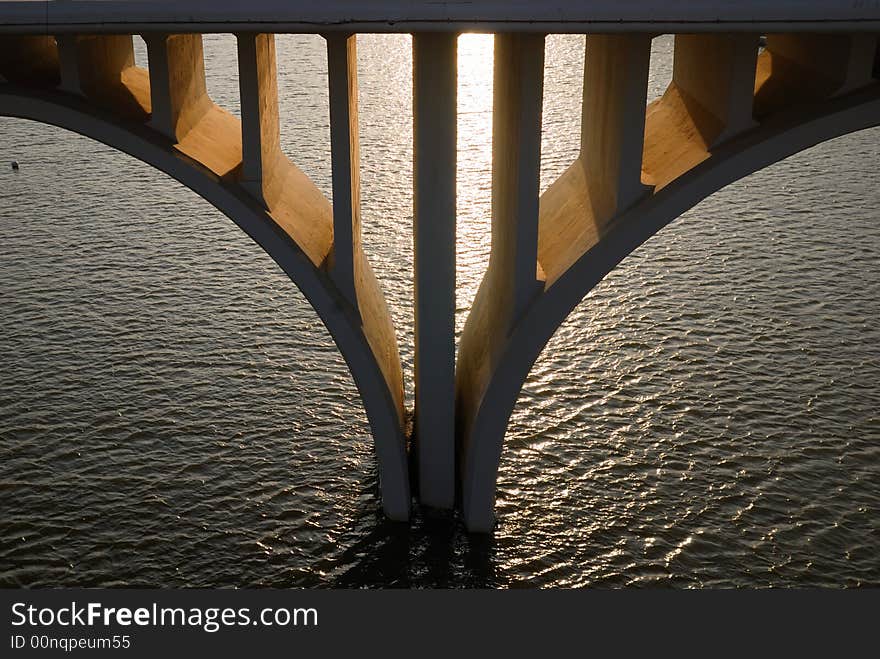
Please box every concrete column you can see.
[412,32,457,510]
[835,34,877,94]
[145,33,210,142]
[767,33,878,96]
[581,34,652,222]
[57,34,134,97]
[237,33,281,208]
[56,35,83,94]
[491,32,546,327]
[0,36,60,86]
[673,33,759,147]
[326,33,361,306]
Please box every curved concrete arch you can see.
[458,85,880,533]
[0,86,411,520]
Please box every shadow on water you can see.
[332,505,498,589]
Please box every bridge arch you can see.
[0,87,411,521]
[457,86,880,533]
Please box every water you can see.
[1,35,878,588]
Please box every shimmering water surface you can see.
[1,36,878,587]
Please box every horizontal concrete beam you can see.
[2,1,880,34]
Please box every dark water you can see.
[1,35,878,587]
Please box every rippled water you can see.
[1,35,878,587]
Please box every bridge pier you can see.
[457,32,546,533]
[412,32,458,510]
[1,13,878,532]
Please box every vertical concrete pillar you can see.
[836,34,878,93]
[326,33,361,306]
[673,33,759,147]
[0,36,60,86]
[412,32,457,510]
[766,33,878,95]
[56,35,83,94]
[491,32,546,327]
[581,34,652,222]
[55,34,148,120]
[237,33,281,208]
[57,34,134,97]
[145,33,210,142]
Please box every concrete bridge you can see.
[1,1,878,532]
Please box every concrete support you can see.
[581,34,653,222]
[237,33,281,208]
[141,33,242,181]
[672,33,759,147]
[491,32,546,326]
[238,33,333,264]
[324,35,409,521]
[412,32,457,510]
[326,33,361,306]
[144,34,211,142]
[833,34,877,93]
[756,33,880,116]
[56,34,150,121]
[57,34,133,96]
[0,36,60,86]
[456,32,545,533]
[56,35,79,94]
[767,33,878,95]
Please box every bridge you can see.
[1,1,878,532]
